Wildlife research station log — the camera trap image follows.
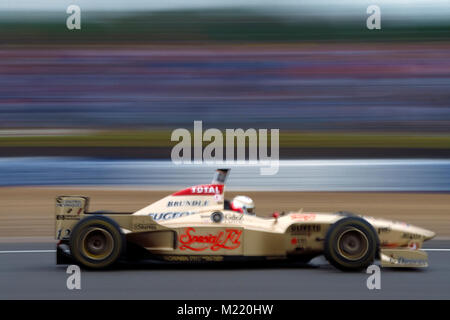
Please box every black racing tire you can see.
[324,217,378,271]
[69,216,125,269]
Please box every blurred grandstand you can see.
[0,1,449,158]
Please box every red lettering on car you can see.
[290,213,316,221]
[178,227,242,251]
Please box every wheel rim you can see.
[81,227,114,260]
[336,228,369,261]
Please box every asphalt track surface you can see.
[0,240,449,300]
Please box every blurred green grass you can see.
[1,131,450,149]
[1,9,449,44]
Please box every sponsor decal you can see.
[290,213,316,221]
[167,200,209,207]
[401,232,422,240]
[149,211,195,221]
[56,199,83,208]
[179,227,242,251]
[377,227,391,234]
[289,224,321,235]
[388,255,427,266]
[397,257,427,266]
[56,215,81,221]
[172,184,224,196]
[224,213,244,224]
[163,255,224,262]
[133,223,157,231]
[291,237,308,249]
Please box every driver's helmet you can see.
[230,195,255,215]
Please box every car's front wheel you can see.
[324,217,378,271]
[69,216,125,269]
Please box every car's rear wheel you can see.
[324,217,378,271]
[69,216,125,269]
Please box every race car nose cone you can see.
[413,226,436,241]
[423,229,436,241]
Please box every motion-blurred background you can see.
[0,0,449,237]
[1,0,450,156]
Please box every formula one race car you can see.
[55,169,435,271]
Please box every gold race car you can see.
[55,169,435,270]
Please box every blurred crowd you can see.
[0,3,449,135]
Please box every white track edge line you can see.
[0,250,56,254]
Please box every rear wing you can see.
[55,195,165,240]
[55,196,89,240]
